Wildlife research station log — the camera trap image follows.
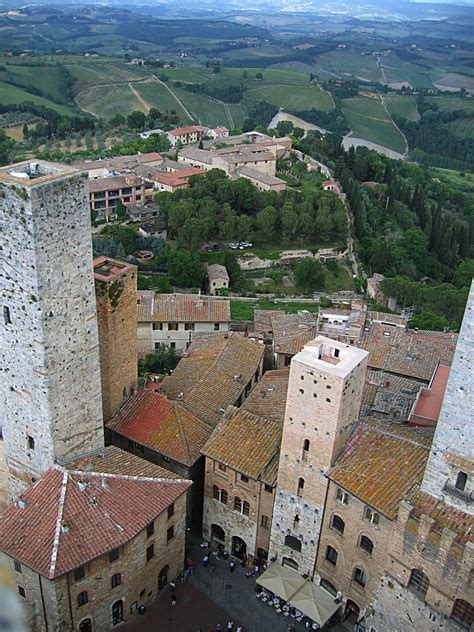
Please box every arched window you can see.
[331,514,345,534]
[282,557,298,570]
[111,573,121,588]
[455,471,468,491]
[408,569,430,599]
[79,619,92,632]
[112,600,123,626]
[211,524,225,543]
[234,497,250,516]
[242,501,250,516]
[353,567,367,588]
[234,496,241,511]
[359,535,374,555]
[297,478,305,497]
[325,545,338,565]
[320,578,337,597]
[284,535,302,552]
[302,439,310,460]
[293,514,300,529]
[213,486,227,504]
[451,599,474,629]
[78,591,88,607]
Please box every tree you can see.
[293,258,325,292]
[167,249,205,289]
[280,202,299,239]
[453,259,474,289]
[256,205,278,239]
[127,110,146,130]
[109,113,125,128]
[255,73,263,80]
[139,346,180,376]
[409,311,449,332]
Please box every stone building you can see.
[137,291,231,353]
[206,263,229,296]
[268,337,369,576]
[0,161,104,499]
[201,369,289,564]
[0,461,190,632]
[93,257,138,421]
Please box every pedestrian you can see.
[169,580,176,591]
[216,624,222,632]
[171,593,177,607]
[236,627,242,632]
[187,558,194,575]
[229,559,236,573]
[209,628,215,632]
[227,621,234,631]
[202,554,209,567]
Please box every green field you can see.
[134,81,190,118]
[313,50,383,82]
[243,83,333,112]
[384,95,419,121]
[381,53,435,89]
[427,96,474,113]
[75,83,144,119]
[342,96,406,154]
[0,81,76,116]
[0,64,69,104]
[67,61,147,90]
[172,87,248,128]
[221,67,312,86]
[446,117,474,140]
[430,168,474,193]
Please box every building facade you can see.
[94,257,138,420]
[206,264,229,296]
[1,161,104,499]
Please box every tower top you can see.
[0,160,80,187]
[293,336,368,378]
[93,256,137,283]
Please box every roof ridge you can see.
[360,419,431,449]
[68,470,191,485]
[49,469,69,579]
[174,404,194,464]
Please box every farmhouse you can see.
[167,125,208,147]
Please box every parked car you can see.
[229,243,238,249]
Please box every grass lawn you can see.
[384,95,419,121]
[230,299,318,320]
[430,167,474,195]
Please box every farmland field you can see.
[67,61,147,90]
[0,81,76,116]
[427,96,474,113]
[134,81,190,119]
[0,64,68,104]
[384,95,419,121]
[243,83,333,112]
[313,50,383,82]
[75,83,145,119]
[172,87,248,128]
[221,67,311,86]
[445,118,474,140]
[342,96,407,154]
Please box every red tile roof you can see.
[137,292,230,323]
[409,490,474,546]
[168,126,207,136]
[152,168,204,187]
[0,467,190,579]
[409,364,450,426]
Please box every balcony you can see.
[443,481,473,504]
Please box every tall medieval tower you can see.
[269,337,368,576]
[421,280,474,513]
[93,256,138,421]
[0,161,104,498]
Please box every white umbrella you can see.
[256,562,307,601]
[288,580,341,626]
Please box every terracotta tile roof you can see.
[161,332,265,427]
[152,168,204,187]
[202,406,283,485]
[168,125,207,136]
[106,390,212,466]
[88,174,142,193]
[241,369,289,422]
[409,364,450,425]
[254,310,317,356]
[409,490,474,546]
[70,445,179,479]
[137,292,230,323]
[178,147,213,164]
[329,419,433,519]
[366,311,407,326]
[360,369,423,419]
[0,467,190,579]
[235,166,286,186]
[207,264,229,282]
[360,323,457,381]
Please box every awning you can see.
[288,580,341,626]
[256,562,306,601]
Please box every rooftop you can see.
[207,264,229,283]
[0,466,190,579]
[152,168,204,187]
[254,310,317,356]
[360,324,457,382]
[409,364,450,425]
[235,166,286,186]
[169,125,207,136]
[0,160,79,187]
[137,292,230,323]
[329,418,433,519]
[241,368,289,424]
[361,368,423,420]
[93,256,136,282]
[409,490,474,546]
[178,146,214,165]
[106,389,212,466]
[294,336,368,377]
[88,174,142,193]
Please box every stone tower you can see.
[269,337,368,576]
[0,160,104,499]
[93,256,138,420]
[421,281,474,513]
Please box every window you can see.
[320,578,337,597]
[111,573,121,588]
[146,521,154,538]
[297,478,305,497]
[325,545,338,565]
[264,484,272,493]
[364,507,380,525]
[152,323,163,330]
[212,485,228,505]
[455,471,468,491]
[168,323,178,331]
[261,515,269,529]
[302,439,310,460]
[3,306,11,325]
[353,567,367,588]
[331,514,345,534]
[146,544,154,561]
[284,535,302,552]
[109,548,119,563]
[74,566,85,582]
[78,591,88,607]
[112,600,123,626]
[167,503,175,519]
[167,525,174,542]
[451,599,474,629]
[234,497,250,516]
[282,557,298,570]
[359,535,374,555]
[170,342,176,350]
[217,463,227,472]
[27,435,35,451]
[240,474,249,483]
[79,619,92,632]
[184,323,195,331]
[336,487,348,505]
[293,514,300,529]
[408,569,429,599]
[14,560,21,574]
[18,586,26,598]
[214,323,220,331]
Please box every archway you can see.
[79,619,92,632]
[112,600,123,626]
[231,536,247,561]
[282,557,298,571]
[158,565,169,591]
[344,599,360,624]
[211,524,225,544]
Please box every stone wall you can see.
[95,266,138,420]
[1,169,104,498]
[2,492,187,632]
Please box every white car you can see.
[229,243,238,249]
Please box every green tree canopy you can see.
[294,257,325,292]
[167,249,205,288]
